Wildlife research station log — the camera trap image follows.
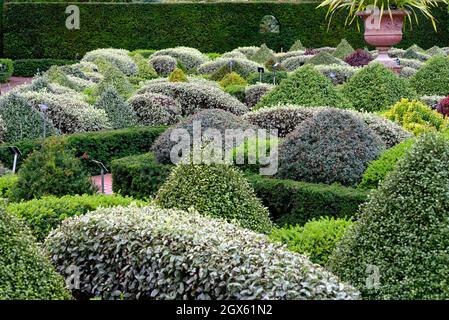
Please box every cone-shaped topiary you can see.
[168,68,188,82]
[410,55,449,96]
[0,208,71,299]
[93,58,134,98]
[250,44,275,64]
[289,39,305,52]
[426,46,445,57]
[342,63,417,112]
[333,39,354,60]
[329,133,449,299]
[219,72,247,88]
[94,86,137,129]
[276,108,384,186]
[155,164,273,233]
[306,52,346,66]
[256,65,350,109]
[209,63,248,81]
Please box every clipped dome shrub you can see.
[149,55,177,75]
[256,65,349,109]
[277,108,384,186]
[156,164,272,233]
[231,46,260,58]
[357,138,415,190]
[398,58,423,69]
[45,205,359,300]
[132,53,157,80]
[270,217,353,265]
[94,86,137,129]
[329,133,449,299]
[137,81,248,116]
[151,108,254,164]
[281,55,312,71]
[8,194,146,242]
[93,58,134,98]
[82,48,137,76]
[344,49,373,67]
[333,39,354,60]
[209,63,248,81]
[151,46,209,71]
[0,92,54,143]
[315,64,357,84]
[11,138,96,201]
[219,72,247,88]
[426,46,445,56]
[0,209,71,300]
[410,55,449,95]
[168,68,188,82]
[420,95,445,109]
[197,58,262,78]
[399,66,418,79]
[342,63,417,112]
[403,46,430,61]
[128,92,181,126]
[244,83,274,109]
[383,99,448,135]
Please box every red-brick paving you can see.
[1,77,33,94]
[91,173,113,195]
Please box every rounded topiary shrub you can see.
[7,194,146,242]
[45,206,359,300]
[410,55,449,96]
[342,63,417,112]
[315,64,357,85]
[168,68,188,82]
[11,138,96,201]
[151,109,254,165]
[329,133,449,299]
[256,65,349,109]
[149,55,177,75]
[270,217,353,266]
[94,86,137,129]
[357,138,415,190]
[383,99,448,135]
[128,92,181,126]
[151,46,209,71]
[244,83,274,109]
[138,81,248,116]
[219,72,247,88]
[155,164,272,233]
[306,52,346,66]
[0,208,71,300]
[277,108,384,186]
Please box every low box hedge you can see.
[0,126,167,175]
[111,152,172,199]
[13,59,78,77]
[246,174,368,226]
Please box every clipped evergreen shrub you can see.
[45,205,359,300]
[155,164,273,233]
[219,72,247,88]
[358,138,415,190]
[333,39,354,60]
[244,83,274,109]
[306,52,346,66]
[383,99,448,135]
[7,194,146,242]
[11,138,96,201]
[250,44,275,64]
[92,58,134,98]
[410,55,449,95]
[256,65,349,109]
[329,133,449,299]
[342,63,417,112]
[127,93,182,126]
[289,39,305,51]
[149,55,177,75]
[0,208,71,300]
[277,108,384,186]
[132,53,157,80]
[270,217,353,265]
[93,86,137,129]
[168,68,188,82]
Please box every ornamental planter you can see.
[357,9,408,73]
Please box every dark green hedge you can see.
[111,152,172,199]
[4,3,449,59]
[13,59,77,77]
[246,174,368,226]
[0,126,167,175]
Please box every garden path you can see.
[91,174,113,195]
[0,77,33,93]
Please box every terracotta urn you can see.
[357,9,408,73]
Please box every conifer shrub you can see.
[333,39,354,60]
[94,86,137,129]
[168,68,188,82]
[410,55,449,96]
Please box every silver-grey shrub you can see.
[137,81,248,116]
[244,83,274,109]
[151,109,254,164]
[151,46,209,71]
[399,58,423,69]
[149,55,177,75]
[281,55,312,71]
[419,95,445,109]
[45,205,360,300]
[82,48,137,76]
[315,64,357,84]
[127,92,181,126]
[277,108,384,186]
[197,58,262,77]
[399,66,418,79]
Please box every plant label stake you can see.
[9,146,22,174]
[38,104,49,139]
[92,160,108,194]
[273,63,280,85]
[257,67,265,82]
[228,60,235,73]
